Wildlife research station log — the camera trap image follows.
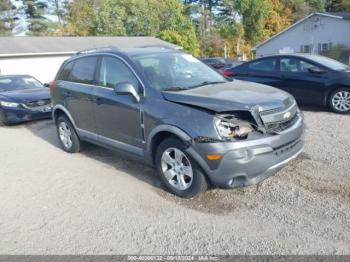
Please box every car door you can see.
[279,57,329,105]
[94,55,144,150]
[235,57,281,87]
[58,56,98,132]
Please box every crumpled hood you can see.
[162,80,292,112]
[0,88,51,103]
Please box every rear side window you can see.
[70,56,98,85]
[248,58,277,72]
[98,56,140,90]
[56,62,73,81]
[280,58,322,73]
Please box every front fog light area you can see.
[214,114,255,140]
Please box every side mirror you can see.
[43,83,50,88]
[308,67,326,74]
[114,81,140,102]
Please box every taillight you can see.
[48,80,56,96]
[224,70,235,77]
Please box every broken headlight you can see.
[214,114,255,140]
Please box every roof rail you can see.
[75,46,119,55]
[139,45,180,50]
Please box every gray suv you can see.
[51,47,305,198]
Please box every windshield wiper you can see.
[188,81,226,89]
[162,86,188,91]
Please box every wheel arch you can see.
[147,125,192,165]
[52,105,77,128]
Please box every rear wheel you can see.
[328,88,350,114]
[56,115,80,153]
[155,137,208,198]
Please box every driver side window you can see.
[98,56,140,91]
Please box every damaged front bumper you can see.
[186,114,305,188]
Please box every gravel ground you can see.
[0,108,349,255]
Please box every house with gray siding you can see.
[253,12,350,60]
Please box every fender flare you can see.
[52,105,77,128]
[146,124,192,152]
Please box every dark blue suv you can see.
[52,47,304,198]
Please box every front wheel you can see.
[328,88,350,114]
[155,137,208,198]
[56,115,81,153]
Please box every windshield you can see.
[310,55,350,71]
[131,52,227,91]
[0,76,43,92]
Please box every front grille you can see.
[259,101,299,133]
[260,107,284,116]
[22,99,51,112]
[24,99,51,108]
[265,113,299,133]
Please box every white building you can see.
[0,36,179,83]
[253,12,350,59]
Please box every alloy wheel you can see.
[332,91,350,112]
[161,147,193,191]
[58,121,73,149]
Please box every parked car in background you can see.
[51,47,304,198]
[201,57,243,75]
[0,75,52,124]
[201,57,227,71]
[225,54,350,114]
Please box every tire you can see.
[328,87,350,114]
[155,137,208,198]
[56,115,81,153]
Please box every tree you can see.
[22,0,62,35]
[306,0,326,13]
[0,0,15,36]
[60,0,199,54]
[58,0,97,36]
[215,0,244,57]
[282,0,326,22]
[45,0,68,26]
[93,0,127,36]
[326,0,350,12]
[183,0,225,55]
[264,0,293,37]
[234,0,270,46]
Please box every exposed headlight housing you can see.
[214,114,255,140]
[0,101,20,108]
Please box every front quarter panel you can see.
[338,72,350,87]
[143,96,218,144]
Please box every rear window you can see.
[70,56,98,85]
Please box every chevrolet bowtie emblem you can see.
[283,111,291,119]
